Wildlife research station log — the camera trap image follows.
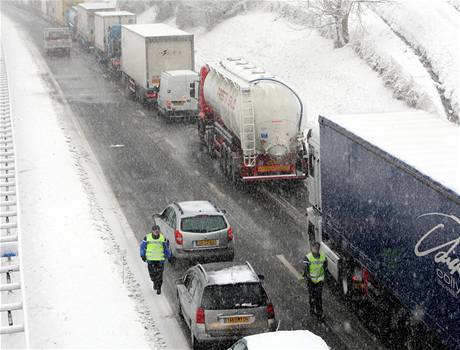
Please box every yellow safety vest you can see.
[146,233,166,261]
[307,252,326,283]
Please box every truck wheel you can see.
[197,121,206,144]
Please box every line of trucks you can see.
[38,1,460,349]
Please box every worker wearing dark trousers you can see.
[140,225,172,294]
[304,242,327,320]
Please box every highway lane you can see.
[2,4,386,349]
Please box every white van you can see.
[157,70,199,120]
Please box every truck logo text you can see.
[414,213,460,296]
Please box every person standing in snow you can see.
[140,225,172,294]
[303,242,327,320]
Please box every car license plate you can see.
[224,316,250,324]
[195,239,217,247]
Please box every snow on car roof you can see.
[122,24,192,38]
[77,3,116,10]
[324,111,460,195]
[163,70,198,77]
[205,264,259,285]
[244,330,330,350]
[94,11,135,17]
[177,201,218,215]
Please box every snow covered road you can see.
[1,11,188,349]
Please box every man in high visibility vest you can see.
[303,241,327,320]
[140,225,172,294]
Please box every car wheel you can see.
[191,332,203,350]
[177,292,184,319]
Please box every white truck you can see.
[43,27,72,56]
[121,24,194,107]
[94,11,135,55]
[75,2,116,48]
[157,70,199,120]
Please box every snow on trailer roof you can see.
[323,111,460,194]
[94,11,135,17]
[209,57,277,88]
[122,23,192,38]
[77,2,116,10]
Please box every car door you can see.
[156,206,173,243]
[163,208,176,249]
[181,271,197,326]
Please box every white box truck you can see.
[76,2,115,47]
[121,24,194,107]
[157,70,199,120]
[94,11,136,54]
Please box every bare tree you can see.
[308,0,388,48]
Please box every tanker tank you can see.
[203,58,303,159]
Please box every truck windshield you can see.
[201,283,268,310]
[180,215,226,233]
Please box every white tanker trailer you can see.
[198,57,307,182]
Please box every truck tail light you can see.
[227,227,233,241]
[266,303,275,320]
[175,230,183,245]
[196,307,205,324]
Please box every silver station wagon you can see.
[153,201,234,262]
[176,261,277,349]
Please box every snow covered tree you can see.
[308,0,389,48]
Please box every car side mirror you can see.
[175,277,184,285]
[220,209,227,214]
[152,213,159,219]
[257,274,265,281]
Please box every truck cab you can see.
[157,70,199,120]
[304,125,341,284]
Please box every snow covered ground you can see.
[185,11,409,126]
[2,14,188,349]
[373,0,460,120]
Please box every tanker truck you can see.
[305,111,459,349]
[198,58,307,183]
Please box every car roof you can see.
[243,330,330,350]
[198,262,260,285]
[175,201,220,216]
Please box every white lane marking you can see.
[258,187,306,222]
[109,144,125,148]
[276,254,303,280]
[137,110,146,117]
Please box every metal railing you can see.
[0,46,29,348]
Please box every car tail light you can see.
[266,303,275,319]
[196,307,205,324]
[175,230,183,245]
[227,227,233,241]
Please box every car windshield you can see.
[201,283,268,310]
[181,215,227,233]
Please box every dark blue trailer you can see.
[306,112,459,349]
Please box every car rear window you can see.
[201,283,268,310]
[181,215,227,233]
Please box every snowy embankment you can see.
[372,0,460,123]
[185,11,408,126]
[2,14,188,349]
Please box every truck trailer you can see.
[120,24,194,107]
[305,111,459,349]
[94,11,135,56]
[198,57,307,183]
[75,2,116,48]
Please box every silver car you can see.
[176,261,277,350]
[153,201,234,262]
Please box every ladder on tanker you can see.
[240,88,256,167]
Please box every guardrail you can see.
[0,46,29,347]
